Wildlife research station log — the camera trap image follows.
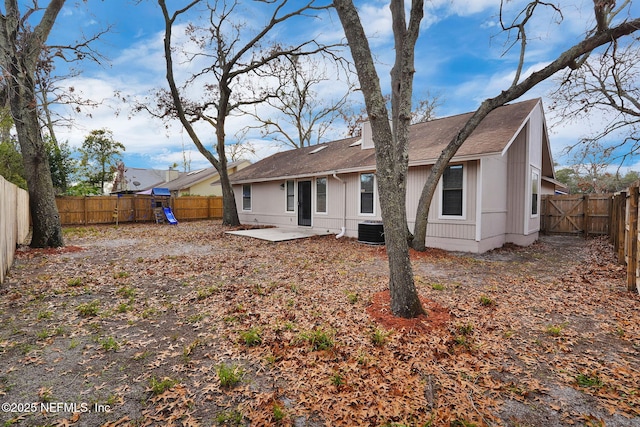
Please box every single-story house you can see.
[160,160,250,197]
[112,161,250,197]
[112,166,181,194]
[230,98,561,253]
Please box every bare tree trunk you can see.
[11,94,63,247]
[159,0,240,226]
[334,0,424,318]
[0,0,66,248]
[215,107,241,227]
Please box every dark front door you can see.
[298,180,312,226]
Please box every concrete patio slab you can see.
[225,227,333,242]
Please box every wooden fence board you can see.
[541,193,612,236]
[608,188,640,293]
[0,175,29,284]
[56,195,223,225]
[173,197,210,220]
[627,187,638,291]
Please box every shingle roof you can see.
[124,167,177,191]
[163,161,248,190]
[231,98,541,183]
[163,167,220,191]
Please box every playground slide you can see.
[163,207,178,225]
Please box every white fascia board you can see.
[500,99,541,157]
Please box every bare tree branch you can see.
[549,36,640,165]
[154,0,335,225]
[412,11,640,250]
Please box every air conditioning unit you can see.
[358,221,385,244]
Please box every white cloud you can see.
[433,0,502,17]
[46,0,640,175]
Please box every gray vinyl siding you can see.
[235,174,381,235]
[527,106,543,234]
[236,181,295,227]
[480,155,509,241]
[506,128,527,236]
[528,106,544,169]
[406,161,478,243]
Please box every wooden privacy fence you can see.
[542,191,640,293]
[610,186,640,293]
[541,193,612,236]
[56,195,223,225]
[1,175,29,284]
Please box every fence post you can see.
[83,197,87,225]
[617,191,627,264]
[636,194,640,293]
[583,194,590,237]
[609,195,615,243]
[542,195,549,234]
[627,187,638,291]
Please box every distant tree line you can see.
[555,167,639,194]
[0,110,123,197]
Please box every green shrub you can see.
[216,363,244,388]
[98,336,119,351]
[576,372,604,389]
[148,376,178,395]
[215,409,244,426]
[545,323,565,337]
[240,327,262,346]
[77,300,100,317]
[371,327,390,347]
[479,295,494,306]
[272,402,286,422]
[330,372,344,386]
[299,327,334,351]
[67,277,83,287]
[345,292,359,304]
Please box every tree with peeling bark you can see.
[0,0,66,248]
[155,0,332,226]
[334,0,425,318]
[334,0,640,318]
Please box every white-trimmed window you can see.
[242,184,252,211]
[286,180,295,212]
[316,177,327,213]
[441,164,464,217]
[360,173,375,215]
[531,169,539,216]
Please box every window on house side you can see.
[316,177,327,213]
[286,180,295,212]
[242,184,251,211]
[442,165,463,216]
[531,170,539,216]
[360,173,374,214]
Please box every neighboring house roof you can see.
[121,167,182,192]
[160,161,249,192]
[231,98,543,183]
[162,167,221,192]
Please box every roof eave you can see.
[232,152,504,184]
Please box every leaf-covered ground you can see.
[0,221,638,427]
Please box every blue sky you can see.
[41,0,640,173]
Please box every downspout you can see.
[332,172,346,238]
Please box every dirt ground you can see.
[0,221,638,427]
